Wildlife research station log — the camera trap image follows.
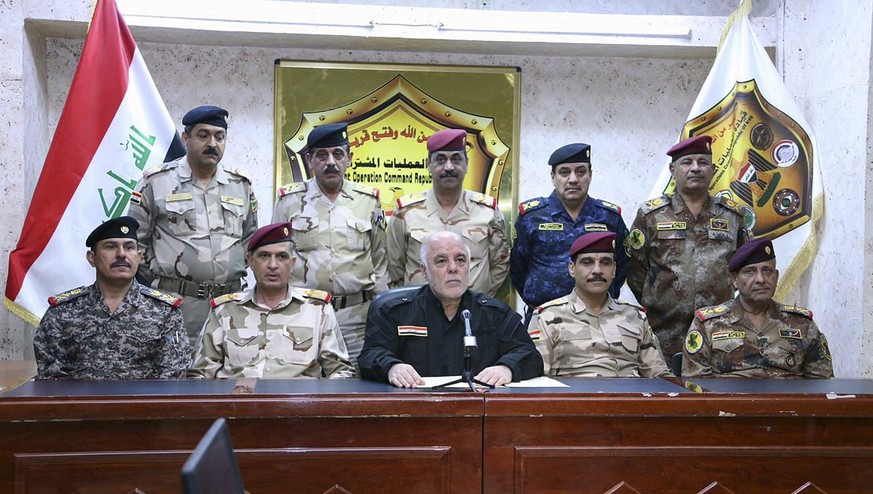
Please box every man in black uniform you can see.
[359,231,542,388]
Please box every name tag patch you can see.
[165,192,193,202]
[221,195,245,206]
[398,325,428,337]
[712,330,745,341]
[584,223,608,232]
[656,221,686,231]
[538,223,564,231]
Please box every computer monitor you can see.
[181,418,246,494]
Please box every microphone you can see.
[462,309,477,348]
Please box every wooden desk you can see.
[3,378,873,494]
[484,378,873,494]
[0,379,483,494]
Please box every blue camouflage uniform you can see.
[511,190,629,317]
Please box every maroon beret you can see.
[728,237,775,272]
[667,135,712,160]
[570,232,616,257]
[427,129,467,153]
[248,222,293,252]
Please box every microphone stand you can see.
[434,309,495,392]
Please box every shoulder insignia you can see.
[615,299,646,315]
[47,287,88,307]
[717,195,745,216]
[353,183,380,199]
[228,167,252,182]
[397,192,426,209]
[129,191,143,206]
[695,304,730,321]
[303,289,332,304]
[685,329,703,354]
[210,292,242,308]
[141,287,183,308]
[782,305,813,319]
[143,162,175,178]
[470,192,497,209]
[598,199,622,215]
[518,198,545,216]
[277,182,307,197]
[534,297,567,313]
[641,195,670,214]
[628,228,646,251]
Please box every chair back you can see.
[181,418,245,494]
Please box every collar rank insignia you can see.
[398,325,428,337]
[779,328,803,339]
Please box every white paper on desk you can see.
[420,375,568,388]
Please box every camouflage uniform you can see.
[188,285,355,379]
[682,298,833,378]
[529,292,672,378]
[33,281,190,379]
[511,190,628,311]
[387,189,509,297]
[627,193,748,361]
[129,157,258,346]
[271,178,388,366]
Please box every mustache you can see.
[440,170,459,178]
[111,260,131,268]
[203,147,219,156]
[324,166,340,174]
[587,276,607,283]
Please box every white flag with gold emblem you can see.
[650,0,822,299]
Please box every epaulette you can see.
[143,161,176,179]
[717,195,745,216]
[518,197,546,216]
[598,199,622,215]
[396,193,426,209]
[352,183,380,199]
[303,289,332,305]
[615,299,646,317]
[210,292,242,308]
[640,195,671,214]
[226,167,252,182]
[782,305,813,319]
[47,286,88,307]
[470,192,497,209]
[277,182,307,197]
[695,303,730,322]
[140,287,183,308]
[534,297,567,313]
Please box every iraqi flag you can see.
[649,0,823,300]
[4,0,185,325]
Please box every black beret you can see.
[549,143,591,166]
[728,237,775,272]
[307,122,349,149]
[86,216,139,248]
[182,105,229,129]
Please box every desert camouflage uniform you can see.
[682,298,833,378]
[129,157,258,346]
[627,193,749,361]
[33,281,189,379]
[387,189,510,297]
[188,285,355,379]
[529,291,672,378]
[271,178,388,366]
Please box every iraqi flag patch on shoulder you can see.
[398,325,428,337]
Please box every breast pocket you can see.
[617,324,641,353]
[225,328,260,366]
[164,199,196,236]
[220,198,245,238]
[273,326,316,365]
[712,338,744,354]
[347,218,372,251]
[558,326,593,359]
[292,216,320,252]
